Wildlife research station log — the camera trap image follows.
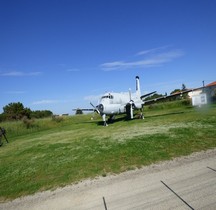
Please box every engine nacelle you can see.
[133,102,143,109]
[102,104,125,115]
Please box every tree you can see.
[3,102,31,120]
[30,110,53,118]
[1,102,54,121]
[0,113,6,122]
[182,83,186,91]
[170,89,181,95]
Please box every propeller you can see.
[90,102,107,126]
[128,89,134,119]
[90,102,100,114]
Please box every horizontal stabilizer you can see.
[140,91,156,100]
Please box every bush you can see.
[181,99,191,106]
[22,116,35,129]
[52,115,64,123]
[0,114,6,122]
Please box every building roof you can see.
[206,81,216,87]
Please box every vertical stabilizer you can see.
[135,76,141,96]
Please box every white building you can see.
[188,81,216,106]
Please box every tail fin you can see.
[135,76,141,96]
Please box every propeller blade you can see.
[90,102,96,109]
[129,88,132,101]
[127,89,134,119]
[90,102,100,114]
[130,104,133,119]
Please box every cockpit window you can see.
[101,94,114,99]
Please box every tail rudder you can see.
[135,76,141,96]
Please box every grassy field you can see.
[0,103,216,201]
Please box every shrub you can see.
[52,115,64,123]
[22,116,35,129]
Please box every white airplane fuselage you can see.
[97,91,143,116]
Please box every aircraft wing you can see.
[73,103,100,114]
[73,108,94,112]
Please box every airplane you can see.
[75,76,155,126]
[74,76,194,126]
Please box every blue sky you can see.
[0,0,216,115]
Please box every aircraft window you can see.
[102,96,109,99]
[101,95,113,99]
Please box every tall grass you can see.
[0,114,97,139]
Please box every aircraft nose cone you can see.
[98,104,104,112]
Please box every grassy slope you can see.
[0,104,216,201]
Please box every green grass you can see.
[0,103,216,201]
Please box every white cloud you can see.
[84,94,102,102]
[135,45,170,56]
[0,71,42,76]
[32,99,75,105]
[32,100,59,105]
[100,48,184,71]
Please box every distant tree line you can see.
[0,102,53,122]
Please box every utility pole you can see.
[202,80,206,93]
